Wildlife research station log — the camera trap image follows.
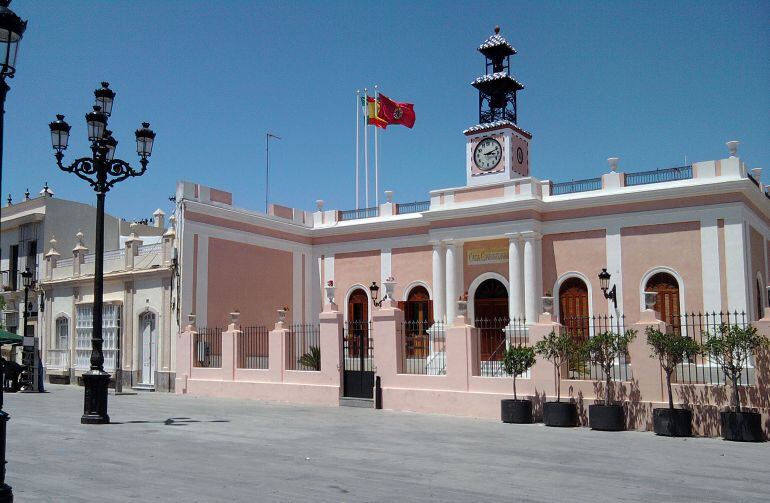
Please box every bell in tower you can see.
[472,26,524,124]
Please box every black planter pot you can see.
[543,401,578,427]
[589,404,625,431]
[721,411,764,442]
[653,408,692,437]
[501,399,533,424]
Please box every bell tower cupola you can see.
[464,26,532,187]
[473,25,523,124]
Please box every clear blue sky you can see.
[4,0,769,221]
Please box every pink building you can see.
[173,29,769,435]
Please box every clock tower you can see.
[465,27,532,187]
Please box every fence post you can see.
[222,313,241,381]
[372,299,403,387]
[629,309,666,403]
[750,309,770,413]
[529,313,562,412]
[319,307,343,390]
[445,312,474,391]
[269,312,289,383]
[174,319,196,394]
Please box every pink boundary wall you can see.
[176,305,770,438]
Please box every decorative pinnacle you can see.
[494,25,500,34]
[56,114,65,121]
[142,122,150,128]
[101,81,110,88]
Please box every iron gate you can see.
[343,321,374,398]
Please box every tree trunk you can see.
[605,369,611,405]
[555,363,561,403]
[513,374,517,401]
[666,369,674,410]
[732,376,741,412]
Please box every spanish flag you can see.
[366,96,388,129]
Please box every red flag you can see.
[377,94,416,129]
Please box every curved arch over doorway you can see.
[467,272,509,323]
[645,271,681,328]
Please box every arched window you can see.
[55,316,69,350]
[559,277,590,341]
[646,272,680,327]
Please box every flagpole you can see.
[355,90,360,210]
[374,85,380,207]
[363,87,369,208]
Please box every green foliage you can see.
[502,345,536,377]
[583,329,637,404]
[646,327,701,372]
[646,327,701,409]
[298,346,321,371]
[703,324,769,411]
[502,345,536,401]
[534,330,578,402]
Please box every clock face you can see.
[473,137,502,171]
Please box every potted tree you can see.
[703,323,769,442]
[534,330,579,427]
[583,329,637,431]
[646,327,701,437]
[500,345,536,423]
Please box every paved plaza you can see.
[4,385,769,502]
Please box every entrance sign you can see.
[467,247,508,265]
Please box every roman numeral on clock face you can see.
[473,137,502,171]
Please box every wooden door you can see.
[559,277,590,341]
[400,286,433,358]
[647,272,680,328]
[344,289,373,398]
[474,279,509,361]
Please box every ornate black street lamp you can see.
[0,4,25,498]
[49,83,155,424]
[598,268,617,309]
[0,0,25,205]
[19,267,33,392]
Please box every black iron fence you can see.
[288,323,321,371]
[475,317,527,377]
[237,325,269,369]
[561,314,630,381]
[343,321,374,371]
[400,320,446,375]
[550,177,602,196]
[194,327,222,368]
[625,165,693,186]
[339,206,379,221]
[670,312,752,385]
[395,200,430,215]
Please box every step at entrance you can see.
[339,397,373,408]
[132,384,156,392]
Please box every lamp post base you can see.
[81,371,110,424]
[0,483,13,503]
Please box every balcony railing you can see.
[550,177,602,196]
[338,206,379,221]
[625,165,692,186]
[395,201,430,215]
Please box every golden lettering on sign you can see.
[467,247,509,265]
